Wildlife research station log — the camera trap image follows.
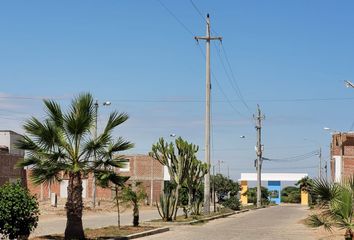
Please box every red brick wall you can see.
[0,153,25,186]
[25,155,165,203]
[331,133,354,181]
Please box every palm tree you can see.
[121,183,147,227]
[296,176,313,193]
[306,177,354,240]
[16,93,133,240]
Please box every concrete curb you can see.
[106,227,170,240]
[144,206,270,227]
[145,210,248,226]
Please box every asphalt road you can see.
[141,205,316,240]
[31,208,161,237]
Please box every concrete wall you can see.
[0,131,24,156]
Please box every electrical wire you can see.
[155,0,195,37]
[264,150,319,162]
[197,44,244,117]
[214,42,251,113]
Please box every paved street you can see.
[31,208,160,237]
[141,205,316,240]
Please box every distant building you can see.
[0,130,26,186]
[26,154,165,205]
[330,132,354,182]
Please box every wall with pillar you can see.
[240,180,248,205]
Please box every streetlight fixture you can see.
[345,80,354,88]
[92,99,111,208]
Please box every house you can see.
[330,132,354,182]
[0,130,26,186]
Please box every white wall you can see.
[333,155,342,183]
[60,179,87,198]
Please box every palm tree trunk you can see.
[64,172,85,240]
[115,187,121,229]
[133,204,139,227]
[345,229,353,240]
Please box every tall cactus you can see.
[150,137,198,220]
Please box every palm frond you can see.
[95,170,129,188]
[44,99,64,128]
[103,112,129,134]
[306,214,333,232]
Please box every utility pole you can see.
[254,104,265,208]
[318,147,322,179]
[324,161,328,181]
[195,14,222,214]
[92,100,98,208]
[212,165,216,212]
[217,160,224,174]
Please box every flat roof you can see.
[239,173,308,181]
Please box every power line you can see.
[197,44,244,117]
[155,0,195,36]
[188,0,251,113]
[264,150,319,162]
[213,42,251,113]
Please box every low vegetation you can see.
[0,182,39,240]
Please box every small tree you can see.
[211,174,240,202]
[121,183,147,227]
[96,172,129,229]
[244,186,269,205]
[0,182,39,239]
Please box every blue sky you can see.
[1,0,354,180]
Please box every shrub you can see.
[0,182,39,239]
[222,197,240,211]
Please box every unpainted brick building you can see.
[330,132,354,182]
[26,154,165,205]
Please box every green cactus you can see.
[150,137,198,220]
[156,192,176,222]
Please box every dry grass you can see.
[30,226,156,240]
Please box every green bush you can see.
[0,182,39,239]
[281,186,301,203]
[222,197,240,211]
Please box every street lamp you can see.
[92,99,111,208]
[345,80,354,88]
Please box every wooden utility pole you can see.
[254,105,265,208]
[195,14,222,214]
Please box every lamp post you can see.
[92,99,111,208]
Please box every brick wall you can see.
[331,133,354,181]
[25,155,165,204]
[0,153,25,186]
